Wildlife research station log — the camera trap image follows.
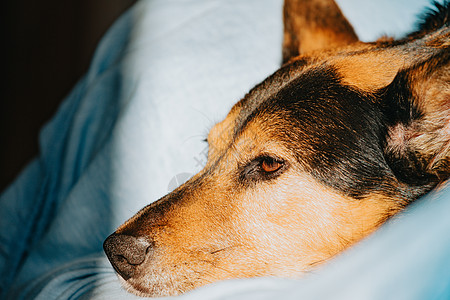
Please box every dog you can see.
[104,0,450,297]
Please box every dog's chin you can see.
[117,274,186,298]
[118,276,153,298]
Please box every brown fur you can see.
[104,0,450,297]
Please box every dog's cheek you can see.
[231,172,398,276]
[227,173,340,275]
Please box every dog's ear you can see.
[382,51,450,197]
[282,0,358,63]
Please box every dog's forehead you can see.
[230,36,442,137]
[231,60,363,139]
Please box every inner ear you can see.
[282,0,359,63]
[381,60,450,198]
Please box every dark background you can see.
[1,0,136,192]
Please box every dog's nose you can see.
[103,233,152,280]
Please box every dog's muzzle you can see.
[103,233,152,280]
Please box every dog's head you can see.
[104,0,450,297]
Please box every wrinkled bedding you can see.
[1,0,449,299]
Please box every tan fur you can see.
[333,52,405,90]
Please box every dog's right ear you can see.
[282,0,359,63]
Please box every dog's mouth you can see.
[104,244,190,297]
[103,234,182,297]
[103,232,245,297]
[115,271,186,298]
[117,276,156,297]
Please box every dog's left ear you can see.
[282,0,358,63]
[382,51,450,195]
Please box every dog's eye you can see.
[261,157,283,173]
[240,155,286,182]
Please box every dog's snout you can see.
[103,233,152,280]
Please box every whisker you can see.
[210,245,236,255]
[197,259,235,276]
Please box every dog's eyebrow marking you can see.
[333,53,403,90]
